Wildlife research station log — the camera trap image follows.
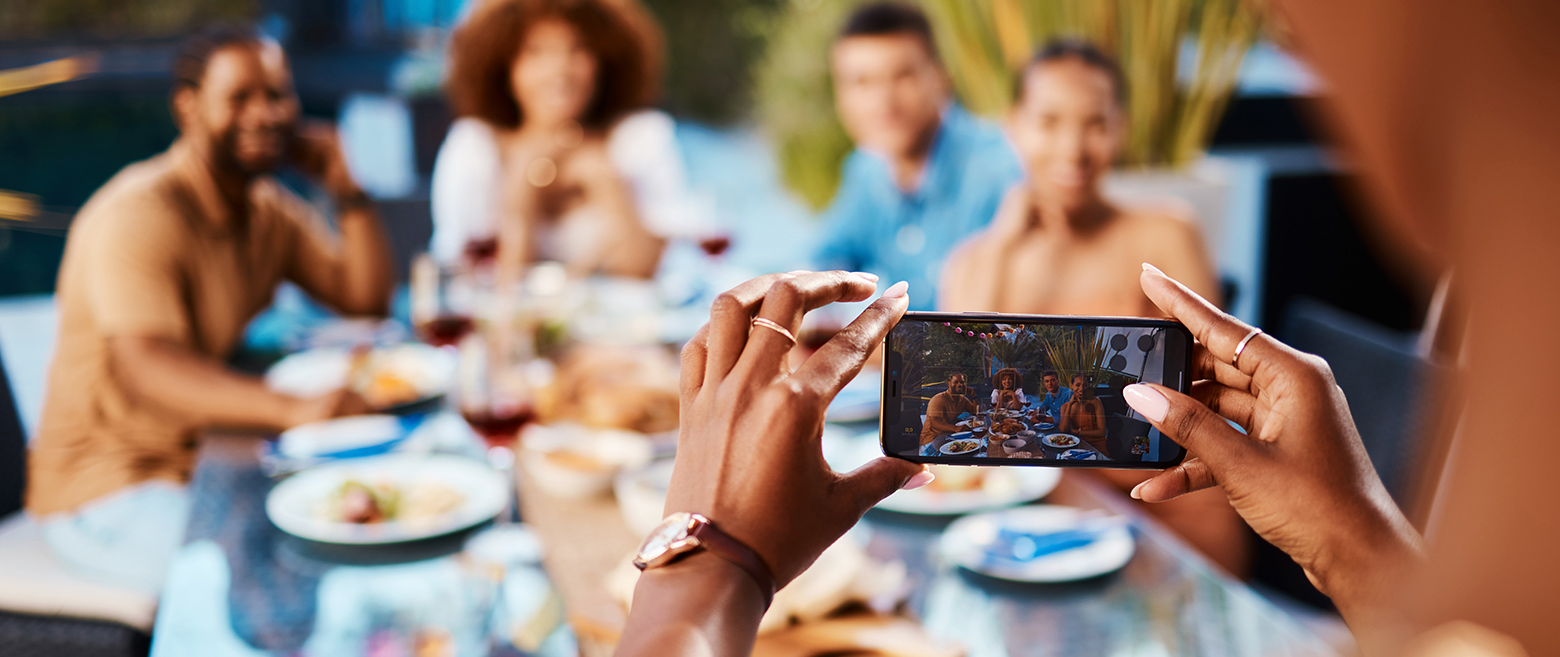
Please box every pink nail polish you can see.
[880,281,909,299]
[850,271,879,282]
[1123,384,1169,423]
[1141,262,1164,275]
[1130,479,1148,500]
[902,469,935,490]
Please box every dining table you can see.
[150,407,1348,657]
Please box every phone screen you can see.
[880,312,1192,469]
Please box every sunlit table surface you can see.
[150,425,1344,657]
[522,425,1345,657]
[150,433,575,657]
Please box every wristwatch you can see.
[633,512,776,607]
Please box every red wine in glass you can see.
[697,234,731,258]
[416,315,474,348]
[462,404,535,449]
[463,236,499,265]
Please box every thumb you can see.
[1123,383,1246,464]
[835,457,927,514]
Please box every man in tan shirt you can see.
[918,373,977,451]
[26,27,392,592]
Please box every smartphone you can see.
[880,312,1192,469]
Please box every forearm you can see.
[111,337,304,430]
[1313,504,1428,654]
[333,202,393,316]
[616,552,768,657]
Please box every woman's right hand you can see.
[1125,264,1425,620]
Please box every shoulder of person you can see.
[607,109,676,145]
[439,117,502,160]
[1115,200,1203,239]
[70,153,187,243]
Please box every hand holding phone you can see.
[880,312,1192,469]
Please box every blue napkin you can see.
[983,524,1121,565]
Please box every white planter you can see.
[1102,158,1231,265]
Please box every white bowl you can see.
[520,424,653,499]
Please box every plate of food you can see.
[1056,448,1100,461]
[1035,421,1057,431]
[266,344,456,412]
[939,438,984,456]
[825,435,1060,515]
[956,417,985,429]
[265,454,507,544]
[940,506,1134,582]
[992,417,1028,436]
[1042,433,1081,448]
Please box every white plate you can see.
[265,344,456,409]
[1042,433,1083,449]
[823,433,1060,515]
[940,506,1135,582]
[276,414,410,460]
[1056,448,1100,461]
[939,439,984,456]
[265,454,507,545]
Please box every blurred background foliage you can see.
[0,0,257,39]
[751,0,1266,211]
[637,0,779,125]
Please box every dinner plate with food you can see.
[1042,433,1082,449]
[940,506,1135,582]
[265,343,456,412]
[939,438,985,456]
[265,454,507,544]
[825,434,1060,515]
[992,417,1029,436]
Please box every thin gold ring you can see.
[750,317,796,347]
[1232,327,1263,370]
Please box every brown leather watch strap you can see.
[689,516,777,607]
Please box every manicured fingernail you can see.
[850,271,879,282]
[1123,384,1168,423]
[1142,262,1164,275]
[880,281,908,299]
[902,468,935,490]
[1130,479,1149,500]
[786,270,809,276]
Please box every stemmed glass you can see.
[410,254,476,349]
[454,329,537,524]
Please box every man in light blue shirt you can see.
[1033,371,1073,424]
[813,2,1022,310]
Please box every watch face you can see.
[637,512,694,564]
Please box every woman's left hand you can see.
[664,271,928,586]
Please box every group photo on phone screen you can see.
[883,318,1188,465]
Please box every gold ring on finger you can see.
[1232,327,1263,370]
[750,317,796,348]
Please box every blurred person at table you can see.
[1057,373,1106,452]
[940,40,1244,577]
[990,367,1025,410]
[1031,370,1071,424]
[918,372,977,453]
[812,2,1022,311]
[940,41,1219,316]
[24,27,391,593]
[432,0,688,279]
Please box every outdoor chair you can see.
[0,333,155,657]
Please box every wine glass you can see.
[454,331,538,524]
[462,233,499,269]
[411,254,476,349]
